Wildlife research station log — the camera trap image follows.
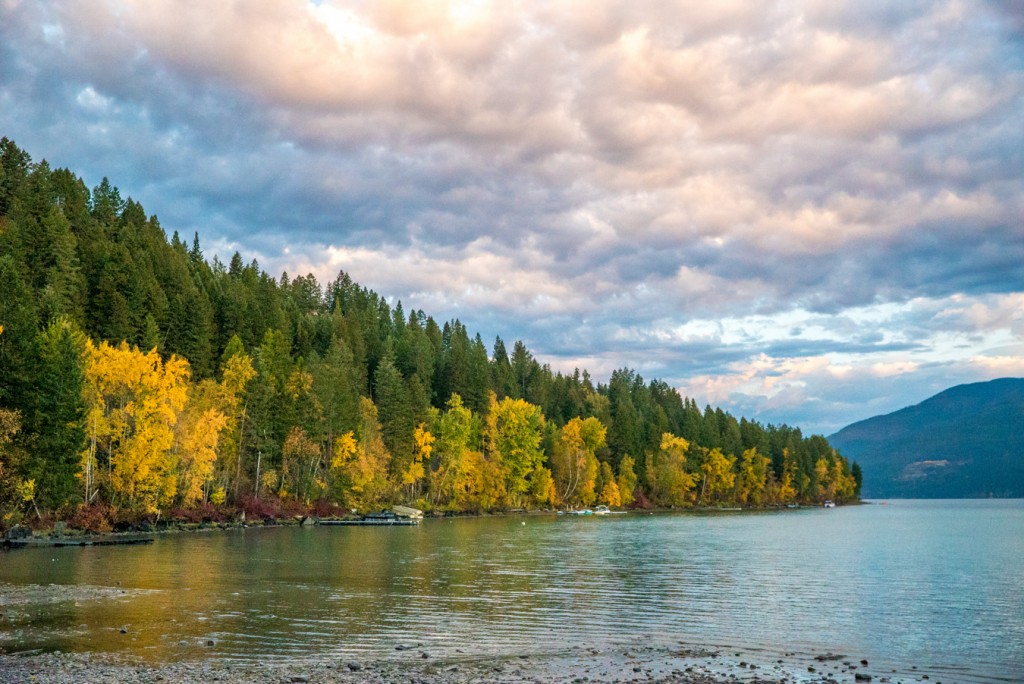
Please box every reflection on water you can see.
[1,501,1022,680]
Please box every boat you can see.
[594,505,610,515]
[392,505,424,520]
[570,508,594,516]
[823,500,836,508]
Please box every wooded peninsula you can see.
[0,137,860,531]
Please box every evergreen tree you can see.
[27,317,88,509]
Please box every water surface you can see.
[1,500,1021,681]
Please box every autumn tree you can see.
[402,424,432,501]
[429,394,479,509]
[80,340,190,512]
[699,448,737,505]
[616,455,638,507]
[597,461,621,507]
[735,447,770,505]
[332,398,392,511]
[551,416,605,507]
[645,433,696,507]
[485,394,545,508]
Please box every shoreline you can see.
[3,502,856,549]
[0,642,964,684]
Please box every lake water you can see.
[1,500,1022,681]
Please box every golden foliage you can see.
[81,340,190,512]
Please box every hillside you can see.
[829,378,1024,498]
[0,136,856,524]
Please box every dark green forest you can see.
[0,137,860,528]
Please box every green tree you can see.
[28,317,88,508]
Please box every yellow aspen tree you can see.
[529,465,556,508]
[616,455,637,507]
[647,433,696,506]
[814,457,832,501]
[81,340,190,512]
[598,461,621,507]
[218,349,256,497]
[484,394,544,508]
[179,407,227,505]
[429,394,475,508]
[552,416,605,506]
[403,424,433,500]
[700,448,737,505]
[736,447,770,505]
[334,398,392,511]
[281,426,321,502]
[462,450,504,512]
[777,448,797,503]
[832,458,856,502]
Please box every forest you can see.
[0,137,860,530]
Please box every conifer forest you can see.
[0,138,860,528]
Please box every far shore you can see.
[2,501,857,548]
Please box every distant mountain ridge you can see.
[828,378,1024,498]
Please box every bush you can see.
[67,503,113,533]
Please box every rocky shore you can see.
[0,644,956,684]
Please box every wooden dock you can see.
[2,535,155,549]
[318,518,419,526]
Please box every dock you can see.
[3,535,155,549]
[319,510,420,526]
[319,518,419,526]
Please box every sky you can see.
[1,0,1022,436]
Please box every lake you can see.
[1,500,1022,682]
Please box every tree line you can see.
[0,137,860,526]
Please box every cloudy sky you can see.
[2,1,1022,435]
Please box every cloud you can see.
[1,0,1021,434]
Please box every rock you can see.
[289,675,309,683]
[300,516,317,526]
[119,626,129,634]
[395,644,413,651]
[346,661,362,671]
[855,674,873,682]
[5,525,31,540]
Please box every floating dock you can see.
[3,536,155,549]
[319,518,419,526]
[319,510,420,526]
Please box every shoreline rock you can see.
[0,644,945,684]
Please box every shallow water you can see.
[1,500,1021,681]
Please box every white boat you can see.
[392,505,424,519]
[823,500,836,508]
[594,505,610,515]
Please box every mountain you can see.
[829,378,1024,498]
